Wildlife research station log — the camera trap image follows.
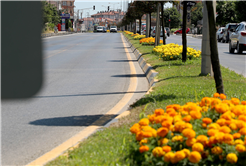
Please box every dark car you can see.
[103,26,106,33]
[165,27,170,37]
[222,23,238,43]
[174,28,190,34]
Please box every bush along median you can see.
[46,32,246,166]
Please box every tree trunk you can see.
[139,17,142,35]
[149,12,152,37]
[206,1,225,94]
[161,2,166,45]
[155,3,160,46]
[182,2,187,62]
[134,20,136,34]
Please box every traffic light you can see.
[108,6,110,11]
[93,5,95,10]
[169,19,171,22]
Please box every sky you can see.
[74,0,172,18]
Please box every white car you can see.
[110,26,117,33]
[216,27,225,42]
[229,22,246,54]
[97,26,103,32]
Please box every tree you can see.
[42,2,60,26]
[216,1,237,26]
[164,8,181,30]
[206,1,225,94]
[235,1,246,22]
[191,2,203,27]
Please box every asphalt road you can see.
[166,35,246,77]
[1,33,149,165]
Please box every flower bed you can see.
[153,43,201,61]
[140,37,163,45]
[124,31,133,35]
[131,33,139,37]
[130,94,246,166]
[134,35,146,40]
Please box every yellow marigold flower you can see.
[211,146,223,155]
[188,151,201,163]
[162,145,172,153]
[226,153,238,164]
[130,123,140,134]
[196,135,208,145]
[232,105,244,116]
[207,129,219,136]
[229,123,238,130]
[233,133,241,139]
[234,139,244,145]
[231,98,240,105]
[200,97,212,107]
[148,114,156,123]
[221,113,232,120]
[164,152,175,162]
[215,132,225,143]
[139,139,148,146]
[139,118,149,126]
[182,115,191,122]
[236,120,246,129]
[208,123,221,130]
[219,126,231,134]
[223,133,234,145]
[185,123,193,129]
[235,144,246,153]
[152,147,165,157]
[208,136,217,147]
[160,138,169,145]
[139,145,149,153]
[216,119,226,126]
[154,115,165,124]
[154,108,165,116]
[182,148,190,157]
[157,127,169,137]
[172,135,183,142]
[211,98,222,109]
[215,103,229,114]
[174,151,186,162]
[192,143,204,152]
[186,138,197,147]
[239,127,246,135]
[219,94,227,100]
[190,111,202,119]
[182,128,196,139]
[174,121,186,132]
[202,118,212,124]
[213,93,220,98]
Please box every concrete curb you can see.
[123,34,158,87]
[41,32,76,38]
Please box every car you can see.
[110,26,117,33]
[165,27,170,37]
[174,28,190,35]
[97,26,103,32]
[222,23,238,43]
[216,27,225,42]
[151,26,167,39]
[229,22,246,54]
[102,26,107,33]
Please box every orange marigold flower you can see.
[192,143,204,152]
[161,138,169,145]
[172,104,181,111]
[201,123,207,128]
[226,153,238,164]
[223,133,234,145]
[231,98,240,105]
[241,101,246,105]
[164,152,175,162]
[207,129,219,136]
[182,128,196,139]
[219,126,231,134]
[136,131,143,141]
[215,103,229,114]
[238,115,246,122]
[211,98,222,109]
[139,139,148,146]
[142,131,152,138]
[174,151,186,162]
[221,113,232,120]
[162,145,172,153]
[152,147,165,157]
[202,118,212,124]
[213,93,220,98]
[200,97,212,107]
[172,135,183,142]
[157,127,169,137]
[188,151,202,163]
[235,144,246,153]
[219,94,226,100]
[232,105,244,116]
[130,123,140,134]
[161,121,172,129]
[239,127,246,135]
[229,123,238,130]
[148,114,156,123]
[236,120,246,129]
[182,115,192,122]
[235,139,244,145]
[233,133,241,139]
[154,108,165,116]
[186,138,197,147]
[182,148,190,157]
[196,135,208,145]
[154,115,165,124]
[185,123,193,129]
[215,132,225,143]
[208,136,217,146]
[211,146,223,155]
[216,119,226,126]
[174,121,186,132]
[139,145,149,153]
[208,123,221,130]
[139,118,149,126]
[190,111,202,119]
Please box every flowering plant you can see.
[130,93,246,166]
[153,43,201,61]
[134,35,146,40]
[139,37,163,45]
[124,31,133,35]
[131,33,139,37]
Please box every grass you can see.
[46,33,246,166]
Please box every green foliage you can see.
[235,1,246,22]
[191,2,203,27]
[42,1,60,26]
[68,20,72,28]
[164,7,181,29]
[216,1,237,26]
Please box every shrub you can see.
[139,37,163,45]
[129,94,246,166]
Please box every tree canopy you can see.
[164,7,181,29]
[42,1,60,26]
[191,2,203,27]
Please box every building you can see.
[61,0,75,20]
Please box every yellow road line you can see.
[26,33,138,166]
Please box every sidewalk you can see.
[41,31,76,38]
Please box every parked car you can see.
[103,26,107,33]
[222,23,238,43]
[110,26,117,33]
[174,28,190,34]
[165,27,170,37]
[151,26,167,39]
[216,27,225,42]
[229,22,246,54]
[97,26,103,32]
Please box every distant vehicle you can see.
[103,26,107,33]
[151,26,167,39]
[81,24,86,33]
[165,27,170,37]
[222,23,238,43]
[97,26,103,32]
[174,28,190,34]
[110,26,117,33]
[229,22,246,54]
[216,27,225,42]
